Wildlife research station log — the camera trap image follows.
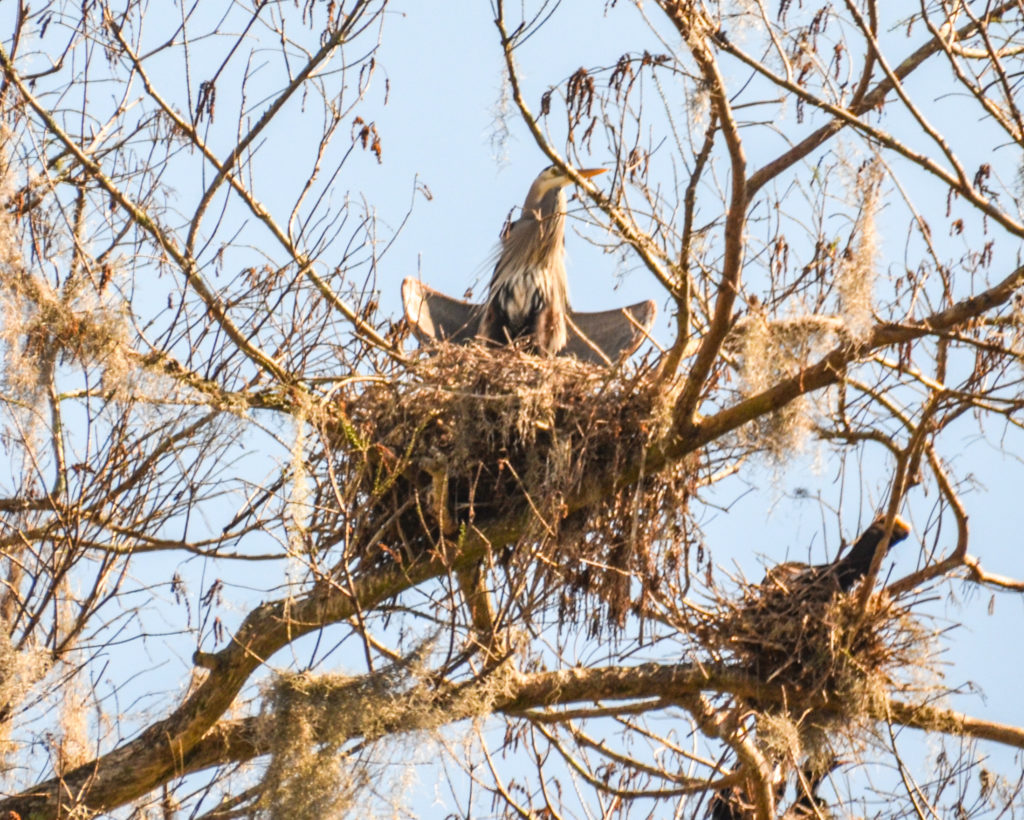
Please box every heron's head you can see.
[867,514,912,544]
[523,164,606,212]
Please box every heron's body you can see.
[766,514,911,594]
[480,165,604,355]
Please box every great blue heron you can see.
[478,164,606,355]
[401,165,656,364]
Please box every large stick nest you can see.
[317,343,698,625]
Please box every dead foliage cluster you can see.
[317,342,698,626]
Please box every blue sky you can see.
[3,0,1023,814]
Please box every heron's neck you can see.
[521,187,566,249]
[523,186,565,220]
[489,185,570,308]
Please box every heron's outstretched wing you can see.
[565,301,656,363]
[402,278,481,344]
[401,278,656,364]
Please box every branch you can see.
[856,394,942,607]
[888,699,1024,749]
[962,555,1024,592]
[84,660,1024,796]
[887,443,970,596]
[656,112,718,383]
[661,4,748,429]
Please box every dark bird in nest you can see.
[765,514,911,594]
[706,517,912,819]
[478,164,607,355]
[401,166,656,364]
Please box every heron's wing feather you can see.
[565,300,656,364]
[402,278,481,343]
[402,278,657,363]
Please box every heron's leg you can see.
[534,302,567,355]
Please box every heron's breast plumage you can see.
[491,253,567,324]
[482,186,570,353]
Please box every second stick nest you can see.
[694,568,933,753]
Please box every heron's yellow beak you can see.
[889,514,912,538]
[578,167,607,179]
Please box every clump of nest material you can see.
[692,568,933,761]
[319,342,696,626]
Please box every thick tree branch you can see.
[662,4,747,429]
[141,661,1024,790]
[669,261,1024,459]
